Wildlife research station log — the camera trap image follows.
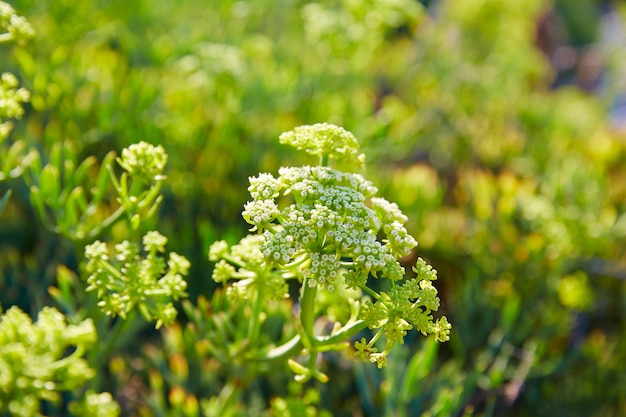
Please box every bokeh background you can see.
[1,0,626,416]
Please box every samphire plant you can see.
[1,2,449,412]
[209,123,450,383]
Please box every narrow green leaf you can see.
[64,186,85,230]
[400,337,439,401]
[131,213,141,230]
[92,151,116,204]
[137,181,162,210]
[144,195,163,220]
[7,141,27,178]
[49,142,64,170]
[0,189,12,214]
[138,303,152,321]
[57,264,77,301]
[30,186,55,231]
[502,292,521,333]
[50,265,78,315]
[24,150,42,186]
[119,172,129,201]
[74,155,97,185]
[63,159,76,189]
[39,164,61,207]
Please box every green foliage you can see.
[0,4,34,182]
[0,305,118,417]
[28,140,166,241]
[1,0,626,416]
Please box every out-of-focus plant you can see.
[0,305,119,417]
[2,0,626,415]
[84,230,189,328]
[0,2,34,45]
[28,141,167,242]
[365,0,626,415]
[0,1,35,197]
[1,5,190,414]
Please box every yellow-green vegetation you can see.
[1,0,625,416]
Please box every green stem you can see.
[284,253,310,270]
[98,315,132,362]
[246,334,303,362]
[99,259,124,280]
[85,206,125,241]
[137,181,161,210]
[361,284,385,303]
[368,327,385,348]
[89,312,134,390]
[247,279,264,343]
[51,344,86,371]
[128,176,145,199]
[222,253,248,269]
[216,380,243,415]
[299,279,318,348]
[316,320,368,347]
[0,33,14,44]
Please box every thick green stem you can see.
[247,280,264,343]
[299,279,318,348]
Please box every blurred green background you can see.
[1,0,626,415]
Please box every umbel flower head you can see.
[211,123,450,371]
[116,141,167,181]
[84,231,189,328]
[279,122,365,167]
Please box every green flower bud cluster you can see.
[110,141,167,231]
[0,73,30,120]
[69,391,121,417]
[117,141,168,182]
[0,72,30,140]
[0,305,106,416]
[356,258,451,367]
[0,2,35,45]
[279,122,365,166]
[84,231,189,328]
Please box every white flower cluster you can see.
[243,163,417,291]
[118,141,167,181]
[248,173,281,200]
[302,251,341,291]
[242,199,279,230]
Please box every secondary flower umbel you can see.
[84,231,189,328]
